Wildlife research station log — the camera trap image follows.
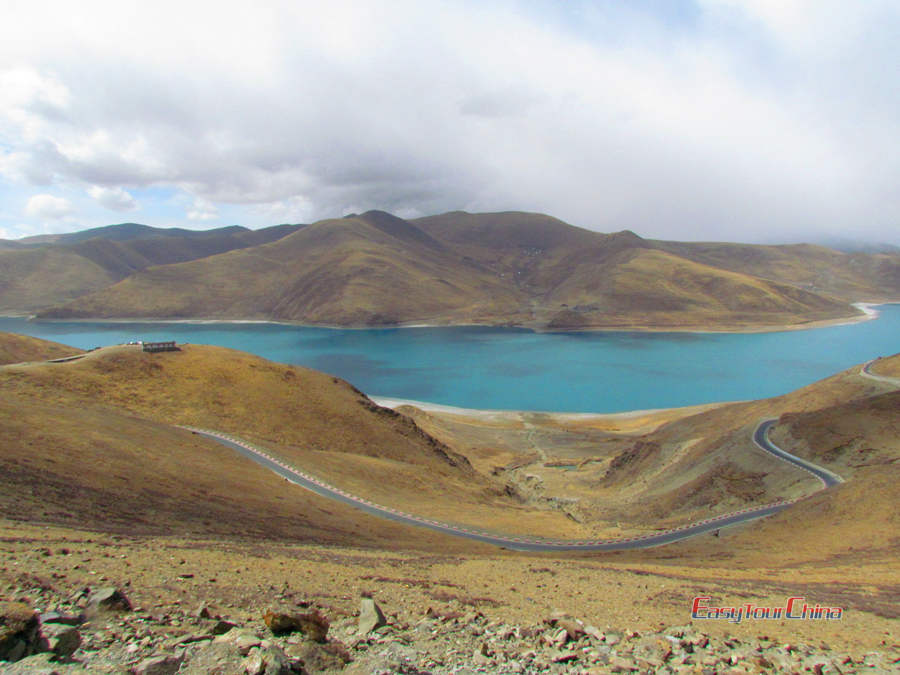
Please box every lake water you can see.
[2,306,898,413]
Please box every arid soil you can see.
[1,520,897,673]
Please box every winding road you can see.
[861,358,900,387]
[186,420,840,552]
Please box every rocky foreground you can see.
[2,580,895,675]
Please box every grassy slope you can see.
[40,213,525,324]
[649,377,899,575]
[611,353,900,564]
[0,343,584,540]
[0,331,83,365]
[656,240,900,302]
[409,353,899,548]
[39,211,867,330]
[871,356,900,377]
[0,247,120,312]
[597,358,896,520]
[0,224,301,312]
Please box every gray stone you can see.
[183,638,299,675]
[86,587,132,614]
[39,612,84,626]
[0,602,42,662]
[218,629,261,656]
[357,597,387,635]
[206,619,237,635]
[39,623,81,661]
[131,653,185,675]
[181,640,243,674]
[285,640,351,671]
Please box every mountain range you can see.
[3,211,898,330]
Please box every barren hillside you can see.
[38,210,883,331]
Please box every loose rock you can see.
[38,622,80,661]
[87,586,132,614]
[358,597,387,635]
[263,608,329,642]
[0,602,42,662]
[131,653,185,675]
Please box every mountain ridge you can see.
[6,210,899,330]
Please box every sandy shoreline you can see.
[370,396,730,423]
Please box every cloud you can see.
[88,185,138,212]
[0,1,897,243]
[187,197,218,221]
[25,193,73,219]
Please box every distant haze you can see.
[1,1,897,245]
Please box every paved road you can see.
[752,419,843,488]
[860,358,900,387]
[185,421,837,552]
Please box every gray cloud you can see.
[0,0,897,244]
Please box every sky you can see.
[0,0,897,244]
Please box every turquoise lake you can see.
[2,305,898,413]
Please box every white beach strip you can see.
[369,397,728,421]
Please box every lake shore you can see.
[4,303,897,414]
[371,396,732,434]
[12,300,898,334]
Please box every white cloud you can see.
[252,195,314,224]
[88,185,138,212]
[25,193,74,219]
[0,1,897,243]
[187,197,218,221]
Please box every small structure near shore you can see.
[142,341,179,353]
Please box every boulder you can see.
[207,619,237,636]
[87,587,132,614]
[357,597,387,635]
[263,609,328,642]
[556,618,585,641]
[286,640,351,671]
[216,629,260,656]
[39,612,83,626]
[131,653,185,675]
[38,623,81,661]
[0,601,42,662]
[182,638,300,675]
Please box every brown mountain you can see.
[0,223,301,312]
[37,210,898,331]
[655,240,900,303]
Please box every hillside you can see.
[400,352,899,549]
[656,240,900,302]
[38,210,886,331]
[0,331,83,365]
[0,342,583,541]
[0,342,896,668]
[0,223,301,312]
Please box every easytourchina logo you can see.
[692,597,844,624]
